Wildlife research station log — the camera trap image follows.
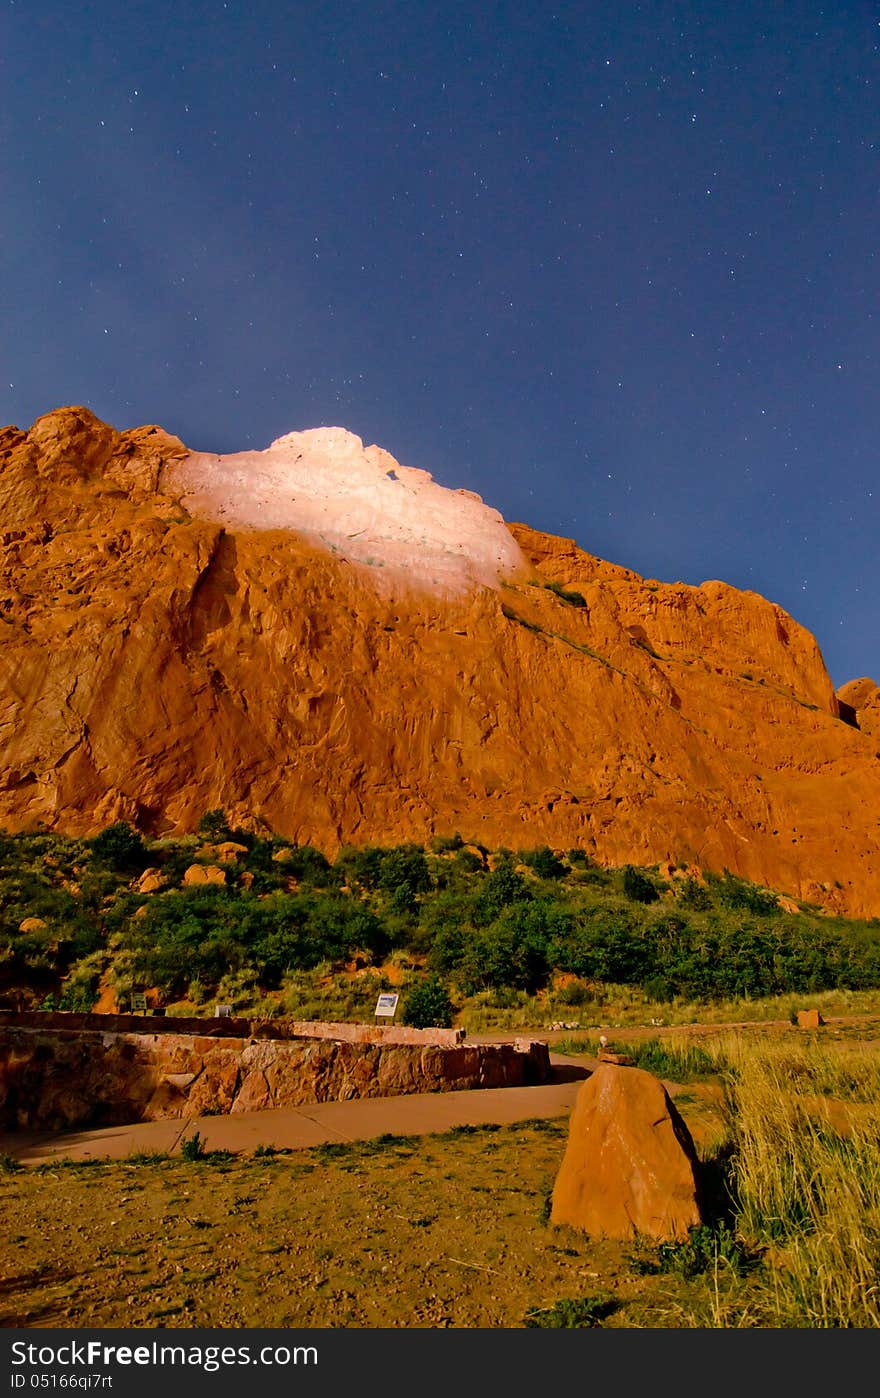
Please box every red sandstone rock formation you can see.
[1,405,879,913]
[550,1064,704,1241]
[837,677,880,741]
[796,1009,824,1029]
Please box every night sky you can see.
[3,1,877,685]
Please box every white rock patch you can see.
[167,426,526,594]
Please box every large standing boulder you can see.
[550,1063,704,1241]
[796,1008,823,1029]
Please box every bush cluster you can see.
[2,822,880,1015]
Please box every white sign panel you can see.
[374,992,400,1017]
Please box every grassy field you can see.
[4,1024,879,1329]
[458,983,880,1033]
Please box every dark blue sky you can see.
[3,1,877,684]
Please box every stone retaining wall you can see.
[0,1019,551,1132]
[0,1010,466,1046]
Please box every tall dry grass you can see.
[717,1037,880,1327]
[544,1027,880,1326]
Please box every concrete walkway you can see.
[1,1057,591,1167]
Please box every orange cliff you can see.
[1,405,879,916]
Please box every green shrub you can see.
[90,823,147,873]
[335,845,382,888]
[336,845,431,905]
[621,866,660,904]
[485,985,522,1009]
[573,864,612,888]
[473,857,531,925]
[55,952,104,1011]
[288,846,335,886]
[557,979,594,1007]
[180,1131,205,1162]
[40,983,97,1013]
[7,827,880,1018]
[654,1223,748,1279]
[543,580,588,609]
[453,848,484,874]
[197,809,233,842]
[714,871,779,916]
[676,877,712,911]
[401,976,454,1029]
[623,1037,721,1081]
[378,846,431,901]
[457,900,568,995]
[120,887,390,996]
[518,846,567,880]
[556,909,649,984]
[524,1294,617,1327]
[425,917,469,975]
[429,833,464,854]
[641,974,675,1003]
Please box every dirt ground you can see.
[3,1013,878,1329]
[2,1116,734,1330]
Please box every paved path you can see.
[0,1058,591,1167]
[8,1011,874,1168]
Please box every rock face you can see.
[168,424,526,594]
[2,405,880,914]
[550,1064,703,1241]
[838,677,880,741]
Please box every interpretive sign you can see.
[374,992,399,1018]
[131,993,147,1013]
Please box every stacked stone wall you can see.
[0,1014,550,1132]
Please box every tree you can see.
[197,809,233,842]
[621,866,659,904]
[676,876,712,911]
[473,855,531,924]
[519,846,567,880]
[90,822,147,873]
[376,846,432,900]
